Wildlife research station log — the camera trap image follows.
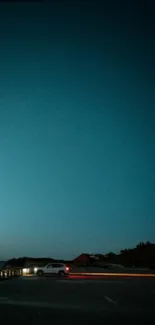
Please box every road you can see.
[0,275,155,324]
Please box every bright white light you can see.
[34,267,38,273]
[23,268,29,274]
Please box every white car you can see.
[36,263,70,277]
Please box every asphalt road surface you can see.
[0,275,155,324]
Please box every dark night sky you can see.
[0,0,154,260]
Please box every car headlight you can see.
[34,267,38,273]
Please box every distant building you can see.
[73,254,92,265]
[73,253,102,265]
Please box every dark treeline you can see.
[104,242,155,268]
[5,242,155,269]
[5,257,72,268]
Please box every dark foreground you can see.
[0,275,155,324]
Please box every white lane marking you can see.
[104,296,117,304]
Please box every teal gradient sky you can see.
[0,1,154,260]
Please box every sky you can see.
[0,0,154,260]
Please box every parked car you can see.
[36,263,70,276]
